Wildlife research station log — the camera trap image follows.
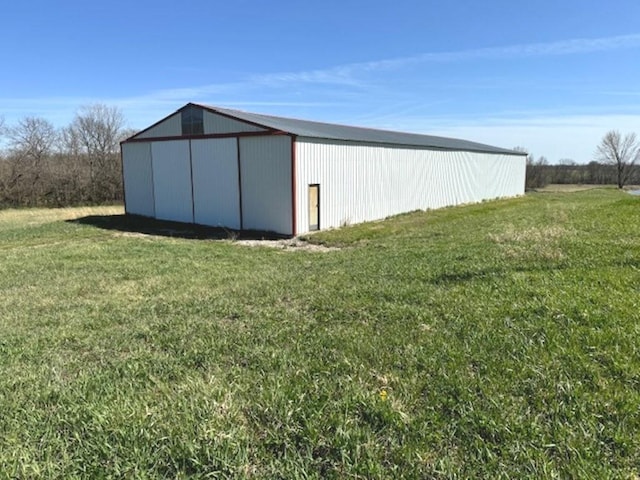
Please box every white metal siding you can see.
[122,142,154,217]
[136,114,182,139]
[295,138,526,234]
[191,138,241,229]
[240,136,292,235]
[203,111,266,134]
[151,140,193,223]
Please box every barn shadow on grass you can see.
[67,214,289,240]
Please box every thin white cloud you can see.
[182,33,640,98]
[421,33,640,62]
[2,33,640,160]
[3,32,638,122]
[250,67,363,87]
[244,33,640,89]
[601,90,640,97]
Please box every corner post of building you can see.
[290,134,297,237]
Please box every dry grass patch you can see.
[0,205,123,228]
[532,184,610,193]
[489,225,575,261]
[489,225,573,244]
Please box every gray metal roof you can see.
[197,104,523,155]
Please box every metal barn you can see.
[121,103,526,236]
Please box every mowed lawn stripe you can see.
[0,190,639,478]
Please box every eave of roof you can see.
[128,102,526,156]
[196,104,523,155]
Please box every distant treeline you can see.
[1,109,637,208]
[524,131,640,190]
[526,158,640,190]
[0,105,135,208]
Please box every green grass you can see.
[1,190,639,479]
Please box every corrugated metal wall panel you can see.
[151,140,193,223]
[240,136,292,235]
[136,114,182,139]
[191,138,241,229]
[203,111,266,134]
[122,142,154,217]
[295,138,526,234]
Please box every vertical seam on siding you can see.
[237,137,244,230]
[189,140,195,223]
[120,143,127,213]
[149,143,156,218]
[291,135,297,236]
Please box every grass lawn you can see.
[532,184,612,193]
[1,189,639,478]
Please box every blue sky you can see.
[2,0,640,163]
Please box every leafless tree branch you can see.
[595,130,640,188]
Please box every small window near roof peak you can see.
[181,106,204,136]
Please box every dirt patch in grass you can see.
[113,230,341,251]
[233,237,340,252]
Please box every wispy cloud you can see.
[140,33,640,105]
[2,32,640,159]
[250,67,364,87]
[3,32,638,121]
[371,33,640,68]
[240,33,640,89]
[600,90,640,97]
[126,33,640,109]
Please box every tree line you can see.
[523,130,640,190]
[0,104,135,208]
[1,109,638,207]
[525,158,640,190]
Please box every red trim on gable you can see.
[124,107,185,142]
[122,102,281,144]
[123,130,289,144]
[191,102,277,132]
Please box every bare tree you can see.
[7,117,57,164]
[515,147,550,190]
[595,130,640,189]
[526,155,549,190]
[59,124,82,159]
[68,104,126,201]
[0,105,132,208]
[0,116,5,159]
[2,117,58,205]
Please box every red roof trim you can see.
[123,129,289,144]
[191,102,279,132]
[122,102,280,144]
[123,107,185,142]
